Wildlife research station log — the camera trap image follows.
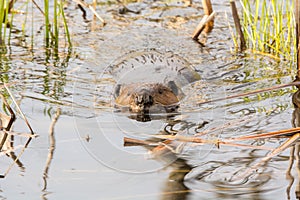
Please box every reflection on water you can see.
[0,89,34,178]
[160,158,192,200]
[42,107,61,197]
[123,117,193,200]
[3,49,300,199]
[289,77,300,200]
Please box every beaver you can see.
[110,50,201,116]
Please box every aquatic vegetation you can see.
[0,0,10,47]
[0,0,72,49]
[236,0,295,61]
[43,0,72,48]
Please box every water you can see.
[0,0,298,199]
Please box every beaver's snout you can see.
[131,89,154,113]
[115,83,180,115]
[134,91,154,106]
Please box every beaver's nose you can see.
[134,93,153,106]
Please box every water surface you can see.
[0,1,298,200]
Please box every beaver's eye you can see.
[158,89,163,94]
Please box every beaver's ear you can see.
[167,81,179,96]
[114,84,121,98]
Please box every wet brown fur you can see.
[115,83,179,113]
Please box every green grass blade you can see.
[59,1,72,47]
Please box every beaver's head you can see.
[115,83,180,114]
[129,88,154,113]
[128,83,179,113]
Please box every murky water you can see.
[0,0,299,199]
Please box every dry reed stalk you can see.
[4,84,34,135]
[0,94,15,152]
[2,143,29,178]
[296,0,300,75]
[226,127,300,142]
[0,130,38,138]
[192,12,215,40]
[202,0,214,33]
[195,115,254,136]
[152,134,273,150]
[123,137,156,146]
[198,81,300,106]
[73,0,105,25]
[192,0,215,40]
[230,0,246,51]
[32,0,45,15]
[124,137,178,157]
[230,133,300,182]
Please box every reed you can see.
[0,0,71,50]
[44,0,50,47]
[45,0,72,49]
[53,0,58,48]
[237,0,295,61]
[0,0,9,47]
[60,2,72,47]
